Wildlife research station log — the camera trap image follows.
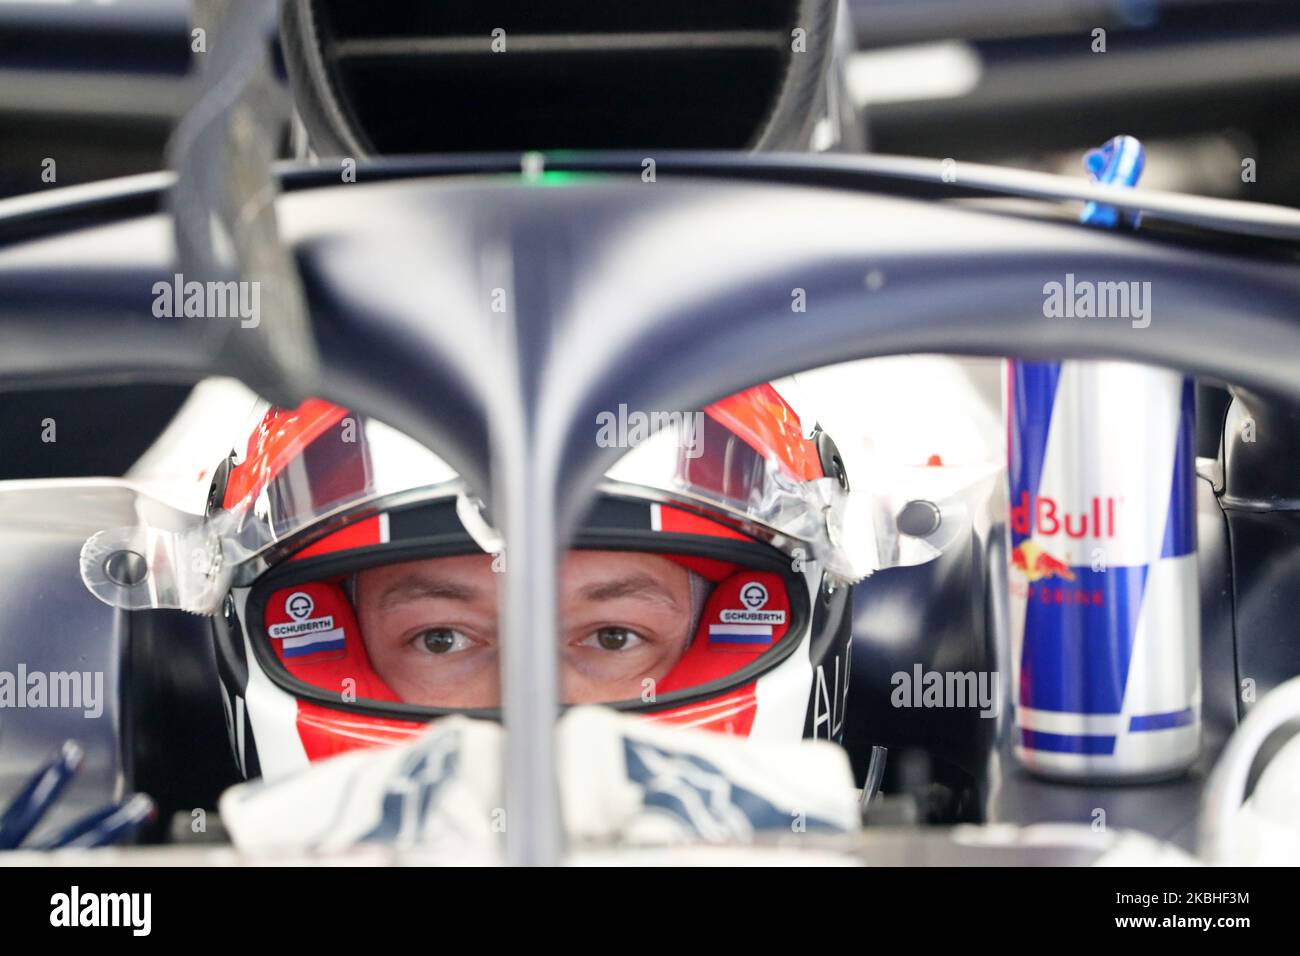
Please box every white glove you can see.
[218,706,860,856]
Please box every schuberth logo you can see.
[286,591,314,620]
[268,592,336,640]
[740,582,767,610]
[719,581,786,626]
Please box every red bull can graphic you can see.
[1007,360,1200,782]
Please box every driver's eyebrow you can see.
[372,575,485,610]
[576,573,684,610]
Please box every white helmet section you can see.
[235,585,310,781]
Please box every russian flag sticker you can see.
[281,628,347,658]
[708,623,774,648]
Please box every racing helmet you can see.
[83,382,937,782]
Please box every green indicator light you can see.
[512,151,602,186]
[525,170,590,187]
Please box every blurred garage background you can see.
[1,0,1298,478]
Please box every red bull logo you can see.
[1010,492,1117,539]
[1010,541,1076,582]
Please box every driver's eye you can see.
[416,628,473,655]
[583,627,644,652]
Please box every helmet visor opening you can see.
[245,517,808,719]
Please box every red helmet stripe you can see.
[704,383,823,482]
[222,399,350,510]
[650,687,758,735]
[290,515,386,561]
[295,700,424,761]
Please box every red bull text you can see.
[1007,360,1200,782]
